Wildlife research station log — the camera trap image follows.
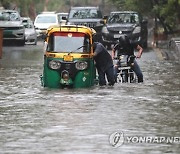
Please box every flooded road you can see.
[0,42,179,154]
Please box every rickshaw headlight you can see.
[48,60,61,70]
[75,61,88,70]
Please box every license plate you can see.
[4,31,12,35]
[63,55,73,61]
[114,34,121,38]
[60,79,70,84]
[118,66,131,70]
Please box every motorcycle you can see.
[114,55,136,83]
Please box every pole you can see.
[0,28,3,59]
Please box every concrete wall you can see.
[167,38,180,60]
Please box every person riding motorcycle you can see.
[112,35,143,83]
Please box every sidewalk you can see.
[152,39,180,61]
[148,23,180,61]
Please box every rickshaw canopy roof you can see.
[46,25,96,37]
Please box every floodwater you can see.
[0,42,179,154]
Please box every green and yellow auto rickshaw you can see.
[40,25,97,88]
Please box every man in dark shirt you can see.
[112,35,143,83]
[93,42,115,86]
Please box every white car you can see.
[22,17,37,45]
[34,12,59,37]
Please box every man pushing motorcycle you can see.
[93,42,115,86]
[112,34,143,83]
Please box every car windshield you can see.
[0,11,20,21]
[22,19,33,28]
[69,9,102,19]
[57,14,68,21]
[108,13,139,24]
[48,32,90,53]
[35,15,56,23]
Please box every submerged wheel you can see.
[121,71,128,83]
[130,72,135,83]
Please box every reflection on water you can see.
[0,47,179,154]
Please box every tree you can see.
[0,0,42,19]
[152,0,180,34]
[0,0,68,19]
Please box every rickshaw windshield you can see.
[48,32,90,53]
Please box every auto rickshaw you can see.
[40,25,97,88]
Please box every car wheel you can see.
[33,39,37,45]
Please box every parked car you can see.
[22,17,37,45]
[0,9,25,46]
[101,11,148,48]
[56,12,68,25]
[66,6,104,41]
[34,12,59,37]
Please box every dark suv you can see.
[67,7,104,40]
[101,11,148,48]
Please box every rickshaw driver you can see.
[93,42,115,86]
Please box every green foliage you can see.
[0,0,42,15]
[109,0,125,9]
[153,0,180,33]
[125,0,153,16]
[107,0,153,16]
[46,0,65,12]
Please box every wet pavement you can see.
[0,42,179,154]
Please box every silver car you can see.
[22,17,37,45]
[0,9,25,46]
